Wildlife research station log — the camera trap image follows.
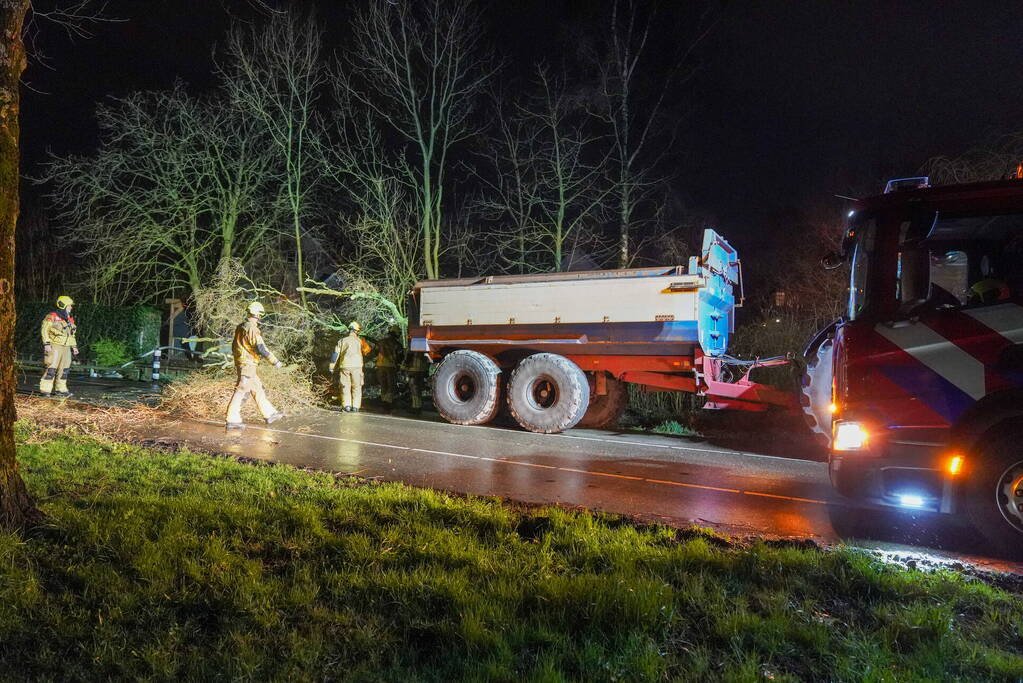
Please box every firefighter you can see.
[39,295,79,397]
[402,348,430,416]
[330,321,371,412]
[226,301,285,430]
[375,323,403,413]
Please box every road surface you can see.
[17,376,1023,572]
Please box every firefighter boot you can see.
[55,368,72,396]
[38,369,55,395]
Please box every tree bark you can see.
[0,0,43,530]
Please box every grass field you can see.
[3,420,1022,681]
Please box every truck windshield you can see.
[847,218,877,320]
[894,210,1023,315]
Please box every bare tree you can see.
[526,68,613,272]
[586,0,714,267]
[0,0,41,530]
[44,85,281,302]
[923,132,1023,184]
[337,0,493,280]
[14,199,70,301]
[471,90,542,274]
[222,10,325,306]
[474,68,612,273]
[318,87,423,320]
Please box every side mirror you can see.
[821,252,845,270]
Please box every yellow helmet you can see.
[971,278,1009,304]
[349,321,362,332]
[247,301,266,317]
[56,295,74,310]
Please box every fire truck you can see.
[802,177,1023,551]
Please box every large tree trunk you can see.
[0,0,42,530]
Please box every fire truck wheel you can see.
[966,423,1023,557]
[432,351,503,425]
[800,337,834,448]
[507,353,590,434]
[576,374,628,429]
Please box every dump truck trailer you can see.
[408,230,793,433]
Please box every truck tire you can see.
[432,350,503,425]
[800,337,834,447]
[507,353,590,433]
[576,374,628,429]
[965,422,1023,557]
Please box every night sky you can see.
[20,0,1023,246]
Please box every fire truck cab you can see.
[807,177,1023,551]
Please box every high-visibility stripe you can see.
[962,303,1023,344]
[874,321,987,400]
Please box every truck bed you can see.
[417,271,702,327]
[409,229,739,360]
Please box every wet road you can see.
[17,376,1023,572]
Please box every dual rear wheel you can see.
[433,351,622,433]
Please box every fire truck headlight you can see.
[898,494,925,508]
[833,421,869,451]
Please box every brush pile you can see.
[160,365,320,420]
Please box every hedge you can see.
[15,302,161,364]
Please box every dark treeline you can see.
[20,1,726,316]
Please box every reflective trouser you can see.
[40,344,73,394]
[226,365,278,423]
[407,372,426,410]
[377,367,397,404]
[338,368,364,410]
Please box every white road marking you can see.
[359,409,809,463]
[194,418,831,506]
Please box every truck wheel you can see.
[800,337,834,447]
[576,374,628,429]
[966,422,1023,557]
[432,350,502,425]
[507,353,590,433]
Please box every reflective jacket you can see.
[232,317,279,368]
[41,311,77,347]
[402,350,429,374]
[332,332,371,370]
[375,333,403,368]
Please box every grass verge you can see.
[3,421,1022,681]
